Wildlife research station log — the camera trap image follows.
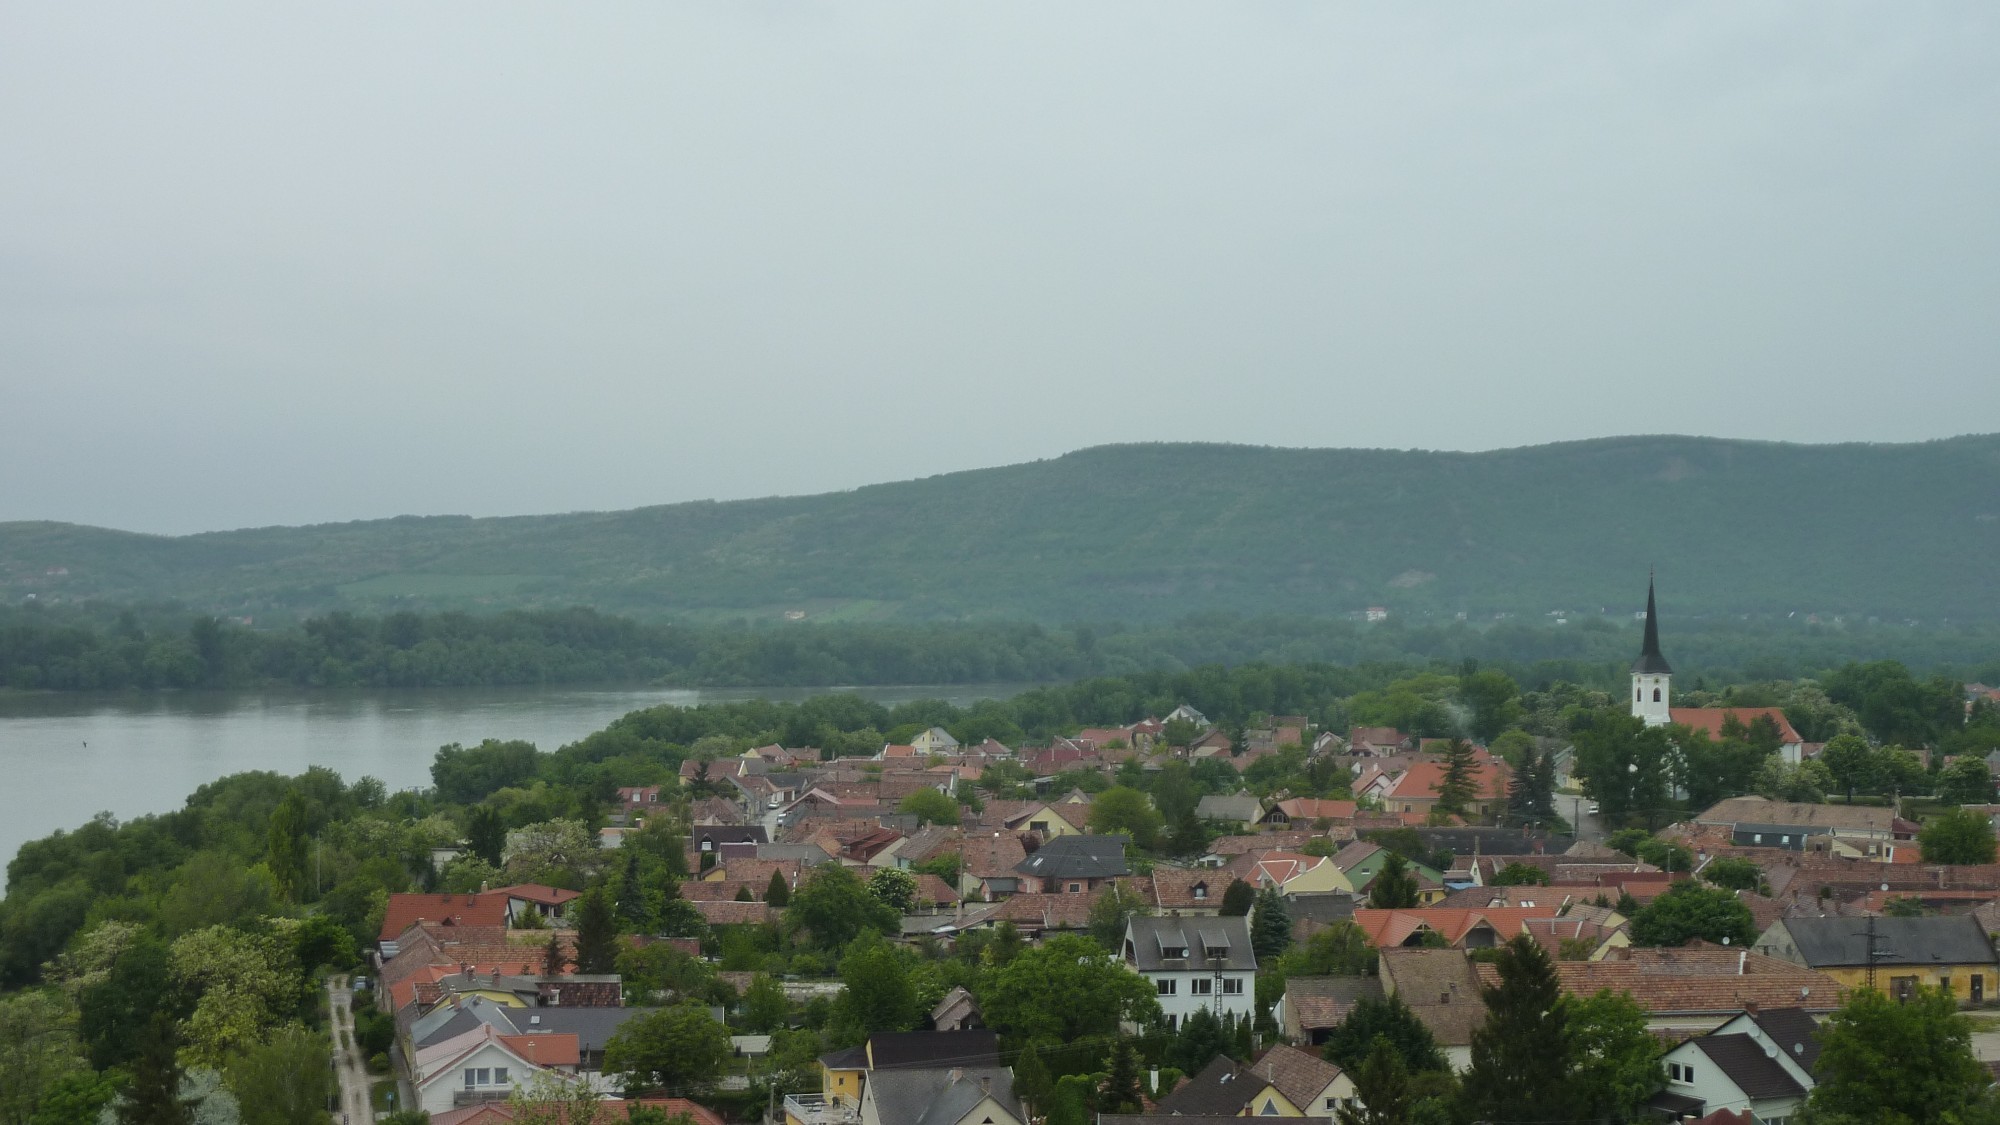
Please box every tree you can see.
[1167,1007,1236,1074]
[1275,921,1377,978]
[1463,935,1571,1124]
[1089,787,1162,850]
[898,789,959,827]
[765,869,791,906]
[1459,669,1522,743]
[572,886,619,974]
[1337,1036,1412,1125]
[28,1071,123,1125]
[1150,762,1200,824]
[1251,886,1292,962]
[169,925,301,1069]
[1088,882,1152,950]
[615,851,655,931]
[1820,734,1879,803]
[980,934,1161,1046]
[1219,878,1256,917]
[1322,995,1446,1074]
[225,1025,333,1125]
[1100,1039,1143,1114]
[465,804,507,867]
[543,931,567,977]
[1505,744,1556,828]
[265,790,311,903]
[602,1002,732,1094]
[1700,857,1764,892]
[788,865,898,951]
[1628,881,1757,948]
[741,973,790,1033]
[0,991,85,1125]
[1563,989,1661,1124]
[867,868,918,914]
[1810,983,1991,1125]
[1489,863,1550,886]
[1368,853,1420,910]
[80,930,175,1071]
[830,934,925,1039]
[118,1014,193,1125]
[1922,808,1999,865]
[1433,739,1478,816]
[502,818,602,887]
[1571,713,1672,829]
[1013,1042,1053,1121]
[1939,756,1998,806]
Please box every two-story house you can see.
[1122,915,1257,1030]
[1754,915,2000,1003]
[1013,834,1128,894]
[1655,1008,1821,1125]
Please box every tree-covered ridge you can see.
[6,434,2000,622]
[8,600,2000,693]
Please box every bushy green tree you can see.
[1563,989,1662,1124]
[225,1024,333,1125]
[788,865,898,951]
[602,1003,732,1094]
[1219,878,1256,917]
[1089,788,1162,850]
[898,789,959,827]
[979,934,1160,1046]
[1810,983,1992,1125]
[1939,756,1998,806]
[1700,857,1765,892]
[867,868,918,914]
[1628,881,1757,948]
[1323,995,1446,1074]
[1489,863,1549,886]
[0,990,85,1125]
[1337,1036,1411,1125]
[1922,807,1999,865]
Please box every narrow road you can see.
[328,974,374,1125]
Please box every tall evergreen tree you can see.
[1337,1036,1412,1125]
[572,886,619,974]
[1250,886,1291,961]
[1013,1042,1053,1120]
[266,789,312,902]
[616,850,654,930]
[543,931,567,977]
[1367,852,1419,910]
[1435,738,1478,816]
[1463,935,1573,1124]
[766,869,790,906]
[118,1014,193,1125]
[466,804,507,867]
[1100,1039,1144,1114]
[1219,878,1256,917]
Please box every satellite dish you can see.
[1764,1043,1777,1059]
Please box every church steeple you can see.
[1631,574,1672,726]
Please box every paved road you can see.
[327,975,374,1125]
[1562,793,1604,843]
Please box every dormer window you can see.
[1206,945,1229,959]
[1192,883,1208,900]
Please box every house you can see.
[1196,793,1265,827]
[1155,1045,1356,1118]
[378,893,512,959]
[410,1023,582,1113]
[1349,907,1560,950]
[410,995,656,1075]
[1754,915,2000,1003]
[958,834,1029,901]
[1328,843,1448,906]
[489,884,581,926]
[859,1065,1021,1125]
[911,727,961,755]
[1263,798,1358,828]
[1671,708,1809,766]
[1693,797,1910,858]
[1347,727,1411,755]
[1488,943,1842,1035]
[1282,976,1385,1045]
[1382,760,1511,821]
[1655,1009,1821,1124]
[787,1031,1019,1125]
[1014,834,1129,894]
[615,786,664,808]
[1165,704,1211,729]
[929,986,981,1031]
[430,1100,723,1125]
[1149,865,1229,916]
[1123,915,1257,1030]
[1187,729,1235,758]
[1227,851,1352,896]
[1377,949,1485,1071]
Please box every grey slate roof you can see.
[866,1030,1001,1070]
[1691,1034,1807,1099]
[1154,1056,1253,1116]
[1748,1008,1822,1073]
[865,1066,1019,1125]
[1014,834,1129,880]
[1781,915,1997,968]
[1124,915,1256,972]
[496,1005,659,1054]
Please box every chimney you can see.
[1744,999,1759,1015]
[980,1075,991,1096]
[1739,950,1748,976]
[948,1067,963,1084]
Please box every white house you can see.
[1657,1008,1820,1125]
[911,727,961,754]
[1122,915,1257,1030]
[409,1024,582,1114]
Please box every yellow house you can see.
[1003,802,1083,838]
[1245,853,1354,896]
[1160,1044,1357,1117]
[1756,915,2000,1004]
[786,1031,1017,1125]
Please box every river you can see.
[0,682,1031,883]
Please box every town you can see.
[7,583,2000,1125]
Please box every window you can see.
[1192,883,1208,900]
[1191,979,1213,995]
[493,1068,509,1085]
[1068,883,1082,893]
[1222,978,1244,995]
[465,1069,477,1089]
[1652,688,1662,702]
[1030,821,1048,834]
[1326,1099,1339,1111]
[1635,688,1642,703]
[1157,979,1178,996]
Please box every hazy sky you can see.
[4,4,1997,535]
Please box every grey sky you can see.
[3,4,1997,535]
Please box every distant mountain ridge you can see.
[4,435,1999,623]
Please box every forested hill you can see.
[5,435,1999,623]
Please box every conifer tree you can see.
[1013,1042,1053,1119]
[543,931,567,977]
[119,1014,193,1125]
[1435,738,1478,816]
[1463,934,1573,1124]
[1367,852,1419,909]
[572,886,619,974]
[1337,1036,1411,1125]
[1100,1039,1144,1114]
[616,850,653,930]
[1251,885,1292,961]
[766,869,790,906]
[1219,878,1256,916]
[735,884,754,902]
[466,804,507,867]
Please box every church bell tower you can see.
[1631,575,1672,727]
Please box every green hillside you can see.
[5,435,1999,623]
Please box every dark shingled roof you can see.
[866,1030,1000,1070]
[1015,834,1130,879]
[1690,1034,1807,1100]
[1748,1008,1822,1073]
[1780,915,1998,969]
[1154,1056,1254,1116]
[865,1066,1020,1125]
[1125,916,1257,972]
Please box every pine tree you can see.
[734,884,755,902]
[1435,738,1478,816]
[1367,852,1419,909]
[1100,1039,1143,1114]
[1337,1036,1411,1125]
[1250,885,1291,961]
[1219,878,1256,916]
[572,886,619,974]
[543,931,567,977]
[1463,934,1573,1124]
[1169,1007,1232,1074]
[1013,1042,1053,1119]
[119,1013,194,1125]
[265,789,311,902]
[766,869,790,906]
[466,804,507,867]
[616,850,653,930]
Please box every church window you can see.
[1652,688,1662,702]
[1635,688,1642,702]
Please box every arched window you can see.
[1652,688,1662,702]
[1635,688,1642,702]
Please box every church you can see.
[1630,578,1809,765]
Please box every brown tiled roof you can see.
[1478,944,1842,1015]
[1246,1044,1344,1110]
[690,899,775,926]
[1379,949,1485,1045]
[1285,976,1385,1031]
[379,892,511,943]
[1150,865,1229,910]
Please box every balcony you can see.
[783,1094,861,1125]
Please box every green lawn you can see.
[370,1080,399,1113]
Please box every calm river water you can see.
[0,682,1029,884]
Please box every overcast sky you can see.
[3,4,1997,535]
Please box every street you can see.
[1565,793,1605,843]
[327,974,375,1125]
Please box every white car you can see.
[1587,803,1600,816]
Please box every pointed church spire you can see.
[1632,572,1673,675]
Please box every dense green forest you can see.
[5,435,2000,623]
[6,601,2000,693]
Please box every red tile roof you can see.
[1670,708,1804,745]
[1385,760,1510,803]
[379,892,511,942]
